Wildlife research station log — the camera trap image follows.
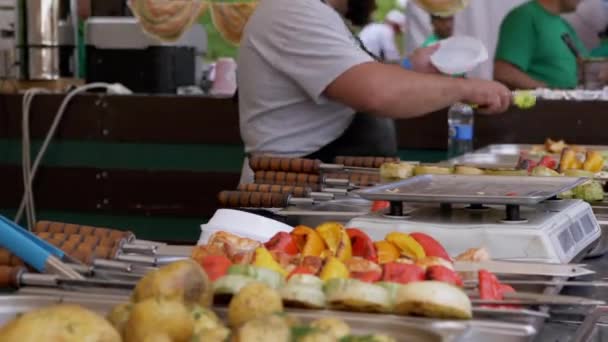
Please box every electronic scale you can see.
[345,175,601,264]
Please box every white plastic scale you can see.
[347,175,602,264]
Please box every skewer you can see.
[465,279,608,288]
[249,156,396,174]
[0,266,135,290]
[237,183,335,201]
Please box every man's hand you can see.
[409,45,440,74]
[461,79,511,115]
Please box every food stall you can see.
[3,0,608,341]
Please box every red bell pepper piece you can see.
[478,269,502,307]
[427,265,463,287]
[351,270,383,283]
[371,201,390,212]
[538,155,557,170]
[346,228,378,263]
[265,232,299,255]
[410,233,451,262]
[382,262,426,284]
[498,283,519,309]
[498,283,516,296]
[287,266,316,280]
[200,255,233,281]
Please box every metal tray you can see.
[476,144,608,156]
[354,175,587,205]
[0,293,539,342]
[446,153,523,169]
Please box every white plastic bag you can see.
[198,209,293,245]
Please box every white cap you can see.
[386,10,406,31]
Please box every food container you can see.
[0,293,540,342]
[198,209,293,245]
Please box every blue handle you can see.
[0,216,65,258]
[0,220,49,271]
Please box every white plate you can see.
[430,36,488,75]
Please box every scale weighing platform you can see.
[348,175,602,264]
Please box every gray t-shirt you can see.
[237,0,374,157]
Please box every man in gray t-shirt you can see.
[238,0,511,182]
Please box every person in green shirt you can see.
[494,0,586,90]
[422,15,454,47]
[591,26,608,57]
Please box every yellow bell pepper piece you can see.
[385,232,426,261]
[291,225,326,257]
[253,247,288,277]
[316,222,352,262]
[319,256,350,281]
[559,148,579,171]
[584,151,605,173]
[374,240,400,264]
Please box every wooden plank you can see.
[0,165,240,218]
[395,110,447,150]
[474,100,608,147]
[6,93,608,151]
[0,93,242,145]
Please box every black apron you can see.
[304,112,397,162]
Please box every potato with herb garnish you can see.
[132,259,212,307]
[0,304,121,342]
[228,282,284,327]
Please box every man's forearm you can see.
[494,60,546,90]
[367,65,469,118]
[326,62,468,119]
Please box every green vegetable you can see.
[227,265,285,289]
[513,91,537,109]
[340,335,396,342]
[291,326,320,340]
[571,181,605,202]
[530,166,560,177]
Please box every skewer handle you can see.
[249,156,322,173]
[324,172,380,187]
[34,221,135,241]
[0,266,25,288]
[237,183,312,198]
[218,191,291,208]
[254,171,321,186]
[334,156,399,168]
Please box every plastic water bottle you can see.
[447,102,474,158]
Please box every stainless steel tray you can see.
[447,153,523,169]
[354,175,587,205]
[477,144,608,156]
[0,293,539,342]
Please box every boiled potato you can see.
[310,318,350,339]
[106,302,132,337]
[125,298,194,342]
[190,304,230,342]
[132,259,212,307]
[142,334,172,342]
[228,282,284,327]
[235,314,290,342]
[0,304,121,342]
[191,327,231,342]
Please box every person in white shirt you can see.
[359,10,407,62]
[237,0,512,183]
